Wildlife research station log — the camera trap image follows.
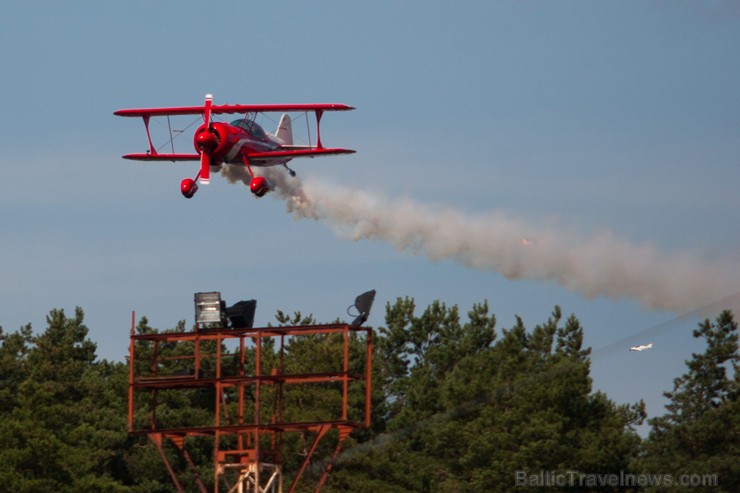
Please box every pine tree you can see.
[0,323,33,413]
[0,308,137,492]
[639,310,739,491]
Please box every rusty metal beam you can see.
[128,312,136,433]
[315,426,352,493]
[288,424,331,493]
[149,433,185,493]
[130,321,373,493]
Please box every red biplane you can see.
[115,94,355,198]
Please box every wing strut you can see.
[315,109,324,149]
[143,116,157,156]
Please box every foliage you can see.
[327,303,645,493]
[637,310,739,492]
[0,309,133,492]
[0,302,736,491]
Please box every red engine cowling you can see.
[180,178,198,199]
[193,123,230,159]
[249,176,271,197]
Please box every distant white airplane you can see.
[629,343,653,352]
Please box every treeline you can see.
[0,300,737,492]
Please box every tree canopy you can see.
[638,310,739,491]
[0,302,737,492]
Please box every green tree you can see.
[0,308,134,492]
[378,299,495,430]
[328,302,644,493]
[0,323,33,413]
[639,310,739,492]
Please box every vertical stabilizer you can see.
[274,113,293,145]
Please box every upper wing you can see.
[115,103,355,118]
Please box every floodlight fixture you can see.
[194,291,223,326]
[349,289,376,328]
[226,299,257,329]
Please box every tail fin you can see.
[274,113,293,145]
[646,343,653,349]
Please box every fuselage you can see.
[194,119,288,168]
[629,343,652,351]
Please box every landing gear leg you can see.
[241,155,255,179]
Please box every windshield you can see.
[230,119,268,140]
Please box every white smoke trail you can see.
[224,167,739,312]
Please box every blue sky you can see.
[1,1,739,429]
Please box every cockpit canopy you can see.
[230,119,268,141]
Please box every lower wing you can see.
[121,148,355,163]
[122,153,200,161]
[248,148,355,161]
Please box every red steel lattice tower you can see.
[127,311,373,493]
